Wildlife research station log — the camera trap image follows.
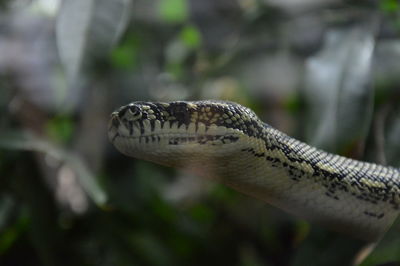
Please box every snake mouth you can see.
[109,128,240,146]
[109,115,242,163]
[108,112,126,143]
[108,106,243,146]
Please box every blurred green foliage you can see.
[46,116,74,144]
[1,0,400,266]
[111,36,140,70]
[379,0,400,32]
[380,0,399,12]
[180,25,202,49]
[159,0,188,23]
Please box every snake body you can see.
[108,100,400,241]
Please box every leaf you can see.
[0,131,107,206]
[159,0,188,23]
[380,0,399,12]
[303,25,375,153]
[0,205,29,255]
[56,0,131,84]
[180,25,202,48]
[46,115,74,144]
[111,37,139,69]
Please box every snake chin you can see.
[109,131,244,168]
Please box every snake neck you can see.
[210,126,400,241]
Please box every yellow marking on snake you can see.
[108,100,400,241]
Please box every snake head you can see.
[108,100,264,167]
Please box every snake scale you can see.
[108,100,400,241]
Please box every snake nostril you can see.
[111,116,120,128]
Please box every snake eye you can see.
[128,105,141,116]
[124,105,142,120]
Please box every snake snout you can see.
[108,113,122,143]
[109,112,120,128]
[108,105,138,141]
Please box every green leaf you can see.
[111,44,137,69]
[46,116,74,144]
[380,0,399,12]
[180,25,201,48]
[284,92,302,114]
[0,208,29,255]
[159,0,188,23]
[188,203,215,224]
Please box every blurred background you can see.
[1,0,400,265]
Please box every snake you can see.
[108,100,400,241]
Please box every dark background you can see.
[1,0,400,265]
